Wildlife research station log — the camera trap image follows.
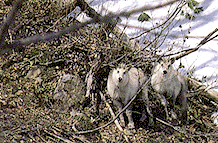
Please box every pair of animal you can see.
[107,58,188,129]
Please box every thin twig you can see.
[39,59,65,66]
[130,0,185,40]
[155,117,186,134]
[173,28,218,61]
[44,130,74,143]
[99,91,130,143]
[10,0,179,47]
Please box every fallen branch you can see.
[99,91,130,143]
[187,77,218,102]
[44,130,74,143]
[155,117,186,134]
[156,116,216,137]
[0,0,23,44]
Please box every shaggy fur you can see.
[107,63,153,129]
[151,58,188,123]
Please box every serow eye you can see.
[117,71,119,73]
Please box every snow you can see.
[70,0,218,91]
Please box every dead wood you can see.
[100,91,130,143]
[187,77,218,102]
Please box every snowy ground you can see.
[71,0,218,91]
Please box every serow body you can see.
[107,63,153,129]
[151,58,188,124]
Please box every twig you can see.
[39,59,65,66]
[28,133,36,142]
[44,130,74,143]
[155,116,217,138]
[186,76,218,102]
[36,133,47,142]
[210,101,218,108]
[77,0,102,20]
[71,135,91,143]
[0,0,23,44]
[130,0,185,40]
[99,91,130,143]
[9,0,179,47]
[85,61,98,97]
[45,15,66,32]
[17,53,43,68]
[173,28,218,61]
[72,121,79,132]
[75,91,136,134]
[155,117,186,134]
[103,53,127,67]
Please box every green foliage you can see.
[138,12,151,22]
[185,13,195,20]
[183,0,204,20]
[194,7,204,14]
[34,85,50,102]
[188,0,199,10]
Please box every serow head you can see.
[113,63,129,85]
[116,67,127,83]
[159,60,171,75]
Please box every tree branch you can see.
[130,0,185,40]
[99,91,130,143]
[9,0,179,47]
[169,28,218,62]
[0,0,23,44]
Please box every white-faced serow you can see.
[107,63,153,129]
[151,58,188,124]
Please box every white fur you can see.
[107,64,153,128]
[108,66,139,104]
[151,59,188,123]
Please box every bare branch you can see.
[99,91,130,143]
[10,0,179,47]
[198,28,218,46]
[169,28,218,60]
[44,130,74,143]
[187,76,218,102]
[0,0,23,44]
[77,0,102,19]
[130,0,185,40]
